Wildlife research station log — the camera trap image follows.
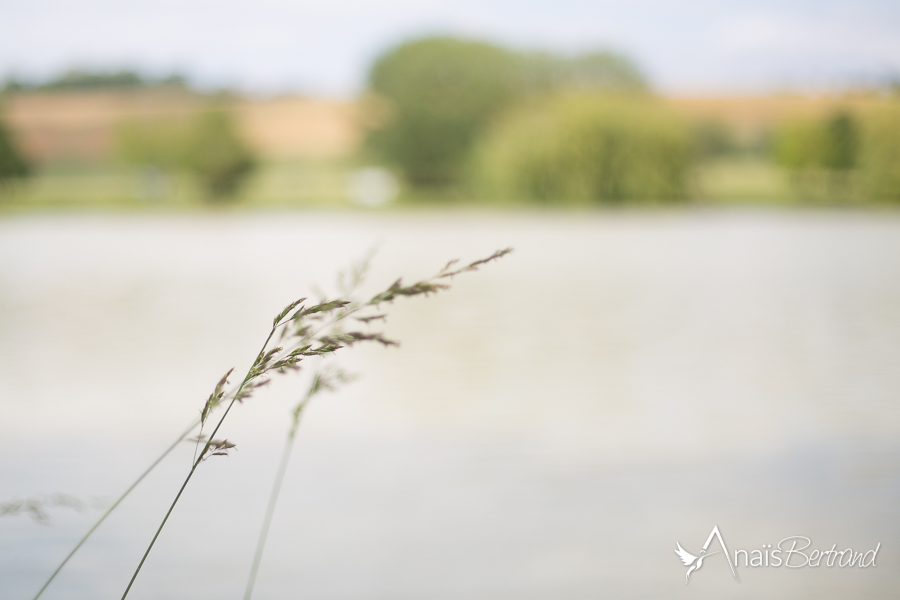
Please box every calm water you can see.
[1,210,899,599]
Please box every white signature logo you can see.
[675,525,880,584]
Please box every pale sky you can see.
[2,0,899,96]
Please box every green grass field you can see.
[0,159,362,211]
[0,156,877,211]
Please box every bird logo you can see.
[673,526,739,585]
[675,542,719,584]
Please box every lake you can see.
[1,209,898,599]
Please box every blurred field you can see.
[3,90,359,164]
[0,157,854,210]
[0,89,895,209]
[0,160,360,210]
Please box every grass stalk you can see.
[115,248,510,599]
[120,326,278,599]
[243,365,344,600]
[31,419,200,600]
[242,418,299,600]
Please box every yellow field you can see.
[3,90,360,164]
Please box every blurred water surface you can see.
[1,210,899,599]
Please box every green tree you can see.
[365,36,648,190]
[822,111,858,170]
[0,117,31,187]
[367,37,521,187]
[517,51,647,94]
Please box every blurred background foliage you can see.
[365,36,648,188]
[0,118,31,188]
[365,38,521,187]
[858,105,900,202]
[773,107,900,203]
[116,102,257,201]
[1,34,899,208]
[181,106,257,199]
[3,69,188,93]
[115,116,191,171]
[473,94,690,203]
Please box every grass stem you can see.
[32,419,199,600]
[243,424,299,600]
[120,326,278,599]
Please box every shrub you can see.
[774,120,827,170]
[774,111,859,171]
[859,103,900,202]
[184,106,257,199]
[115,104,257,201]
[770,107,900,203]
[473,94,693,203]
[771,110,863,203]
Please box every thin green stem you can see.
[120,325,278,600]
[244,363,341,600]
[118,249,510,599]
[243,424,300,600]
[32,418,199,600]
[118,461,196,600]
